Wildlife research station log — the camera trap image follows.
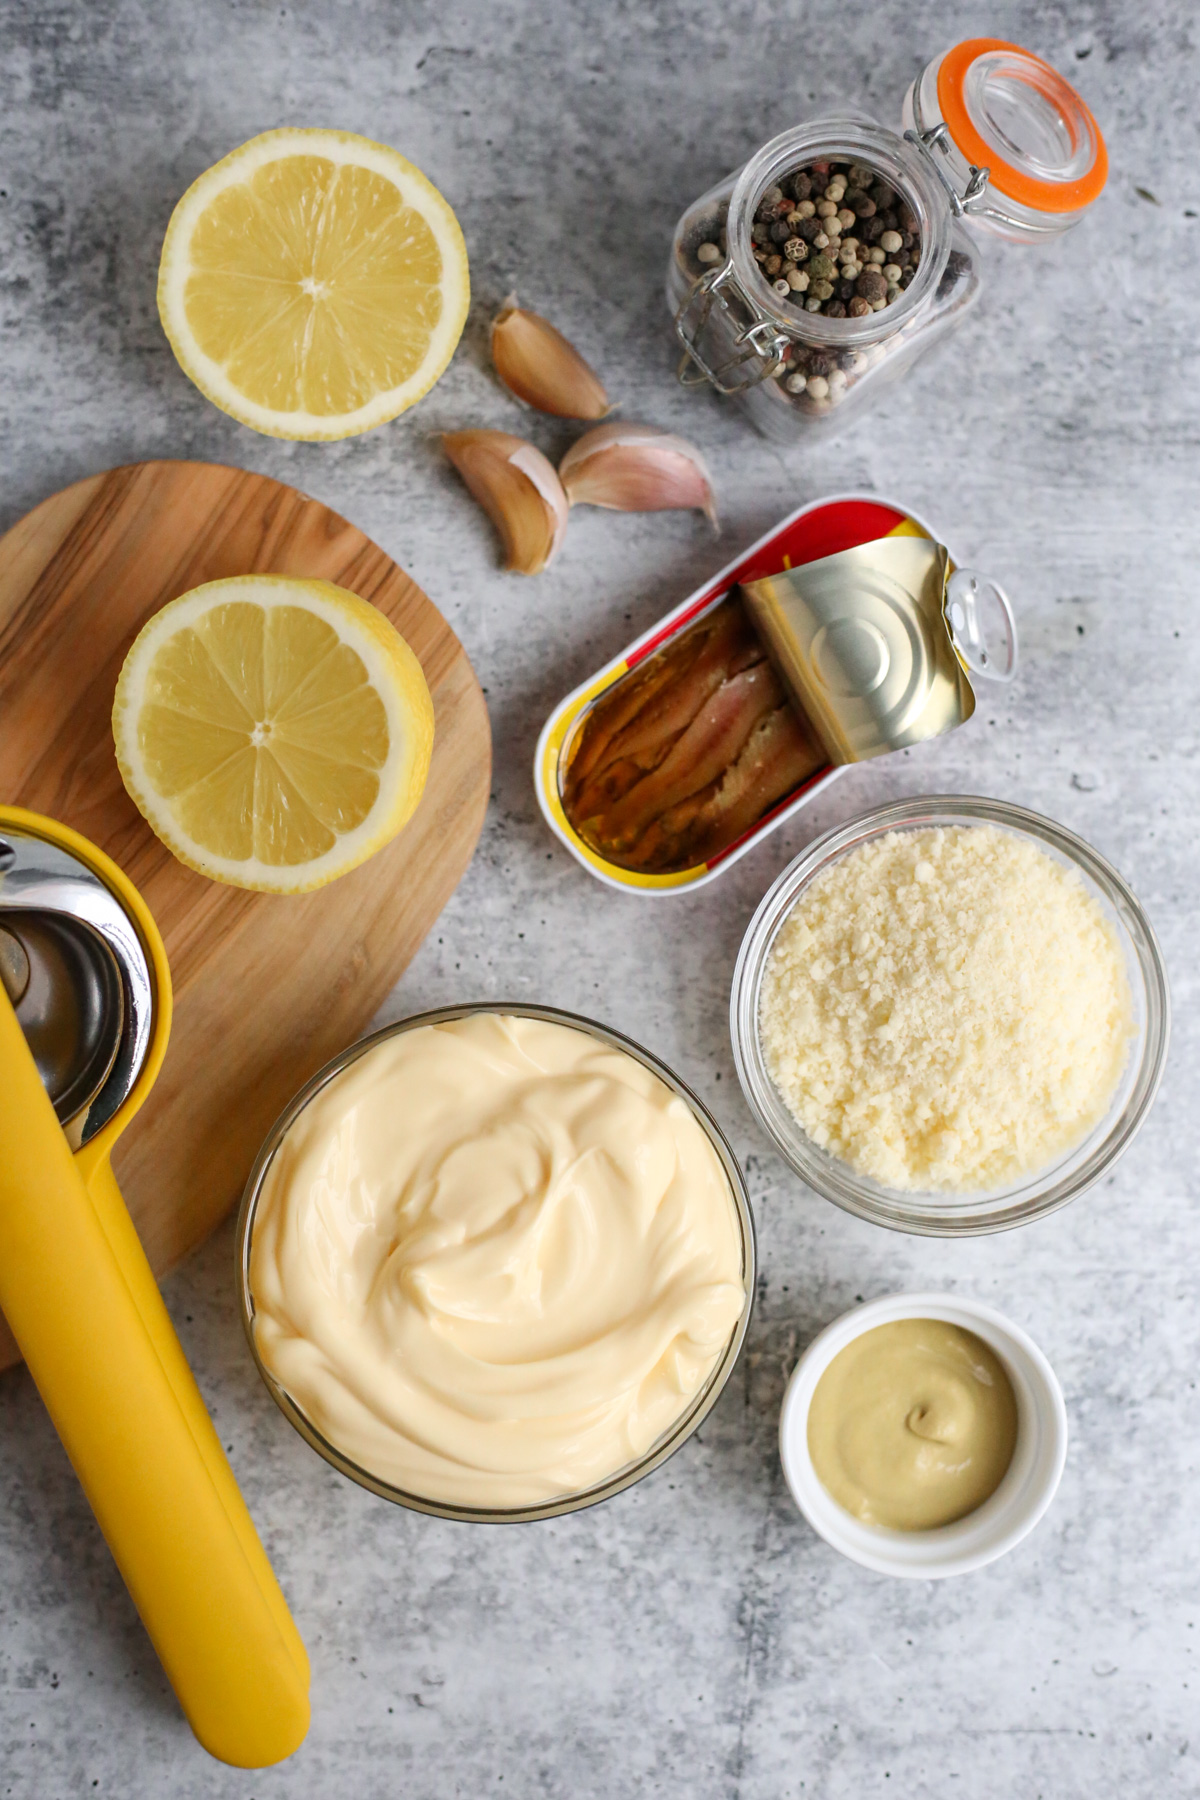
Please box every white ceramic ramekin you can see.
[778,1291,1067,1578]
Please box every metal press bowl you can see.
[237,1003,756,1523]
[730,796,1170,1236]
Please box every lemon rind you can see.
[113,576,435,893]
[157,129,470,441]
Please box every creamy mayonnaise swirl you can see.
[249,1013,746,1508]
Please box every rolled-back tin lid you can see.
[739,536,1016,765]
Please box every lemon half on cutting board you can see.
[158,129,470,438]
[113,577,435,892]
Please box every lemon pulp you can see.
[158,130,469,438]
[113,577,434,892]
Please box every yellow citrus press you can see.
[0,804,310,1767]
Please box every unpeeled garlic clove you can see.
[558,424,718,527]
[491,300,612,419]
[443,430,569,575]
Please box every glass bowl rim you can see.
[729,794,1171,1236]
[236,1001,757,1523]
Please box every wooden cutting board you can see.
[0,460,491,1371]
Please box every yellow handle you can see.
[0,989,310,1767]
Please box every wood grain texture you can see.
[0,460,491,1370]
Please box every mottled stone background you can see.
[1,2,1197,1795]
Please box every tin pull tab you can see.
[945,568,1018,682]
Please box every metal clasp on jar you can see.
[674,261,791,395]
[902,121,991,217]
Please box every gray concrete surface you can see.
[1,2,1197,1795]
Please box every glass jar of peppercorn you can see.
[669,39,1107,442]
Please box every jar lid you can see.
[937,39,1107,213]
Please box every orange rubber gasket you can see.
[937,38,1107,212]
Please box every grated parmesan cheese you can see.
[759,825,1134,1192]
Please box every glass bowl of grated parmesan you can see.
[730,795,1170,1235]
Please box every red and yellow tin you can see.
[535,492,1016,895]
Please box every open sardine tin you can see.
[535,494,1017,895]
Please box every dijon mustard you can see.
[807,1318,1018,1530]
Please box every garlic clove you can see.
[442,430,569,575]
[491,300,612,419]
[558,424,718,528]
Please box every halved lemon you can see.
[113,576,435,892]
[157,128,470,439]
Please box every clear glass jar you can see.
[668,39,1107,442]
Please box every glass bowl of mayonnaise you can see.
[237,1004,756,1523]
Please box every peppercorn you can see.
[807,350,835,376]
[754,154,922,329]
[934,246,972,301]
